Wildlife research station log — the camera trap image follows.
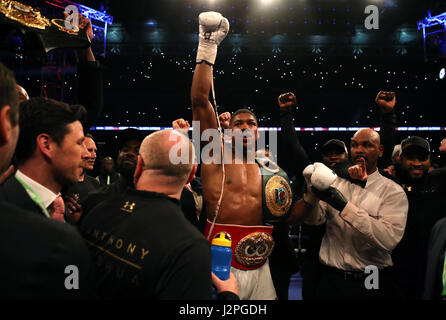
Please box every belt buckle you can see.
[234,232,275,268]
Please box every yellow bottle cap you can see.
[211,232,232,247]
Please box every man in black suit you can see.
[0,62,94,298]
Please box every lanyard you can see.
[15,175,51,218]
[442,252,446,297]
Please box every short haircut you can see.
[139,130,194,183]
[15,97,87,165]
[229,108,258,126]
[0,62,19,126]
[85,133,94,140]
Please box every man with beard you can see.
[389,136,446,299]
[74,128,143,222]
[109,128,143,192]
[320,139,349,169]
[303,128,408,300]
[375,91,446,298]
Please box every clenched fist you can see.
[172,118,190,132]
[218,112,231,129]
[278,92,297,109]
[375,91,396,113]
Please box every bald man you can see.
[78,130,237,299]
[302,128,409,300]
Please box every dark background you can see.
[1,0,445,170]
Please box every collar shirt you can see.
[15,169,60,214]
[306,169,409,271]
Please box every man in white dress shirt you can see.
[303,128,409,300]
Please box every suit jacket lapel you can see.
[2,176,47,217]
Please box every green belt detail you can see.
[256,157,293,223]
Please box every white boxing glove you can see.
[303,164,314,187]
[302,164,318,207]
[311,162,337,191]
[196,11,230,65]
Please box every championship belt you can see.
[205,220,275,270]
[256,157,293,223]
[0,0,90,54]
[0,0,51,30]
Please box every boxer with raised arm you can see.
[190,12,315,300]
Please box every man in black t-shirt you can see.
[79,130,237,299]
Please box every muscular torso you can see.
[201,161,263,226]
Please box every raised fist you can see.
[196,12,230,65]
[375,91,396,113]
[64,12,93,41]
[218,112,231,129]
[172,118,190,132]
[198,12,229,46]
[278,92,297,109]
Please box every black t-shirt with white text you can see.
[79,188,213,299]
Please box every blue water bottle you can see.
[211,232,232,280]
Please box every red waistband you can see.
[204,220,274,270]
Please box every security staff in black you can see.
[78,129,219,299]
[79,188,213,299]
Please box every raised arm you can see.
[278,92,310,178]
[191,12,229,134]
[74,14,103,129]
[191,63,218,133]
[375,91,397,169]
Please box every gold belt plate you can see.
[234,232,275,268]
